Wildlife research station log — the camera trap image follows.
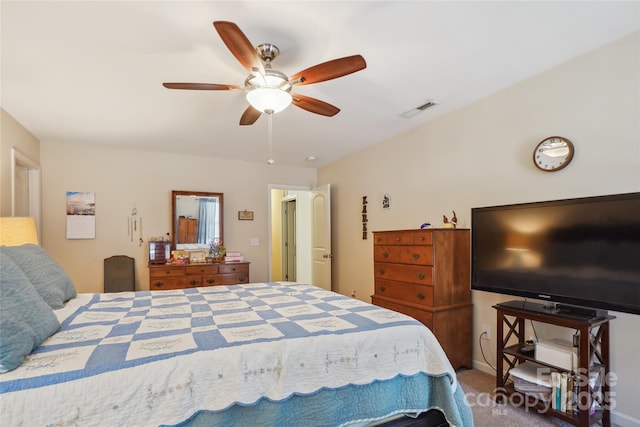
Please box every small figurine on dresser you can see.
[442,211,457,229]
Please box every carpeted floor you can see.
[456,369,576,426]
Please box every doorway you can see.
[268,184,332,290]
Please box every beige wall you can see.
[39,141,316,293]
[0,108,41,217]
[319,32,640,425]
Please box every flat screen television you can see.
[471,192,640,316]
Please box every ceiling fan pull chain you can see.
[267,110,274,164]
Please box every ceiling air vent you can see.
[399,99,440,118]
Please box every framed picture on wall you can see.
[238,210,254,221]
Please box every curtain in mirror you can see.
[197,198,221,244]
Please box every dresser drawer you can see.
[374,279,434,306]
[374,230,433,245]
[374,245,400,263]
[218,273,250,285]
[374,262,433,285]
[398,245,433,265]
[186,265,219,275]
[150,276,200,290]
[371,297,433,329]
[376,245,433,265]
[201,275,222,286]
[150,266,186,278]
[219,263,249,274]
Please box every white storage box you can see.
[535,339,573,371]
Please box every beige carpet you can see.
[456,369,575,427]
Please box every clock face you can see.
[533,136,574,171]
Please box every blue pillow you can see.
[0,253,60,373]
[2,244,77,309]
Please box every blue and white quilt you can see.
[0,282,469,427]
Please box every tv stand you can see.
[494,301,615,427]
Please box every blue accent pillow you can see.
[0,253,60,373]
[1,244,77,309]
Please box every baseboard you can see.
[471,360,495,376]
[612,412,640,427]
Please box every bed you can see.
[0,245,473,427]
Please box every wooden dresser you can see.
[371,229,472,370]
[149,262,249,291]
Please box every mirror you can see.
[171,190,224,251]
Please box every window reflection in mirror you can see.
[171,191,223,251]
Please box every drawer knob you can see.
[153,282,163,288]
[382,252,389,258]
[395,237,401,242]
[206,278,216,284]
[416,273,425,280]
[238,276,247,282]
[190,280,199,286]
[379,269,386,275]
[411,253,420,260]
[417,293,425,300]
[379,286,386,292]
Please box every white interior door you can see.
[311,184,332,290]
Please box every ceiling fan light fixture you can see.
[246,87,292,113]
[165,22,366,124]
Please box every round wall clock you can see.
[533,136,574,172]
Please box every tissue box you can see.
[535,339,573,371]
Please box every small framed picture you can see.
[238,210,254,221]
[189,250,207,264]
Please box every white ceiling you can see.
[2,1,639,168]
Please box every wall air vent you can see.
[399,99,440,118]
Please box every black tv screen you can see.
[471,192,640,315]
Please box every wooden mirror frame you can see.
[171,190,224,250]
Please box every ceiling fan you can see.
[163,21,367,125]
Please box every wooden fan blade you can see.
[239,105,262,125]
[289,55,366,86]
[163,83,241,90]
[213,21,263,74]
[291,94,340,117]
